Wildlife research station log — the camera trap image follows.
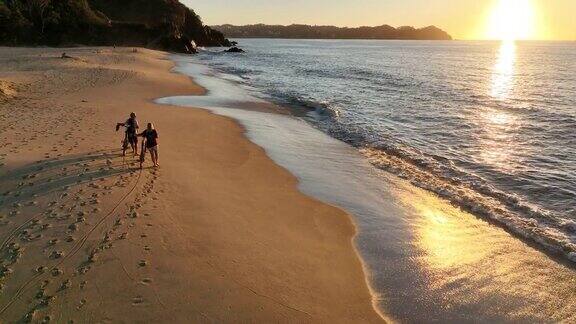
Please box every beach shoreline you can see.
[162,47,576,323]
[0,47,382,322]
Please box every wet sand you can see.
[0,47,382,323]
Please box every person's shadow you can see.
[0,149,141,207]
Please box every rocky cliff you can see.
[0,0,231,53]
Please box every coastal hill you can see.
[0,0,231,53]
[212,24,453,40]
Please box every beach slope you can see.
[0,47,381,323]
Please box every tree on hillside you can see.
[30,0,51,34]
[12,0,52,35]
[1,0,230,50]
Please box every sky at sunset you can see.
[183,0,576,40]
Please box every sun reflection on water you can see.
[392,181,576,321]
[477,40,522,171]
[399,188,492,269]
[477,108,519,170]
[485,110,512,125]
[491,40,516,100]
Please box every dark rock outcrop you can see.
[0,0,231,53]
[224,46,244,53]
[212,24,452,41]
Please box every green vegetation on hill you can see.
[0,0,231,52]
[213,24,453,41]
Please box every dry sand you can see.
[0,47,382,323]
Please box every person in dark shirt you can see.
[138,123,159,168]
[116,112,139,156]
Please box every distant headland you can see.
[212,24,453,41]
[0,0,231,54]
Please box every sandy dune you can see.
[0,47,381,323]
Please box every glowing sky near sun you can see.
[182,0,576,40]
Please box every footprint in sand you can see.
[8,243,23,261]
[60,279,71,291]
[1,266,13,279]
[132,296,144,305]
[36,288,46,299]
[36,266,48,273]
[88,251,98,263]
[77,298,87,310]
[78,266,90,275]
[40,295,55,307]
[24,233,43,241]
[50,251,64,259]
[23,310,36,323]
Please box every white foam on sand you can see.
[156,54,576,323]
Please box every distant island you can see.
[212,24,453,40]
[0,0,231,53]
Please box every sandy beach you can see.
[0,47,382,323]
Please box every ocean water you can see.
[159,48,576,322]
[197,39,576,261]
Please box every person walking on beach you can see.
[138,123,159,168]
[116,112,139,156]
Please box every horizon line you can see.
[208,23,575,41]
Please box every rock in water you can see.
[224,47,245,53]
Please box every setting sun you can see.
[486,0,536,40]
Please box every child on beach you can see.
[138,123,159,168]
[116,112,139,156]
